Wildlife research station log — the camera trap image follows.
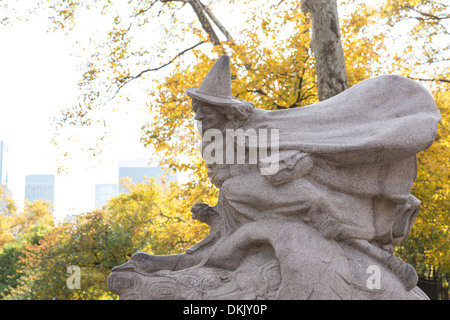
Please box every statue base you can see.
[108,218,428,300]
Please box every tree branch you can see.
[247,88,268,96]
[407,76,450,83]
[246,88,288,109]
[404,5,450,21]
[288,49,311,108]
[186,0,221,45]
[108,41,207,102]
[133,0,159,18]
[197,0,233,41]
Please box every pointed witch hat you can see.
[186,55,243,106]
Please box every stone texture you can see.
[108,55,441,300]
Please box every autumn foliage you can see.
[1,180,212,299]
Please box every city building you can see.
[95,183,118,208]
[25,174,55,205]
[118,158,176,193]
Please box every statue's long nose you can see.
[112,260,136,272]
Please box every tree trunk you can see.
[198,0,233,42]
[188,0,221,45]
[163,0,232,45]
[302,0,348,101]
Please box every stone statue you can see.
[108,55,441,300]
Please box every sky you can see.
[0,14,154,219]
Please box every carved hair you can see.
[221,99,255,122]
[192,98,254,129]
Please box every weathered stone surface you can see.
[108,55,441,300]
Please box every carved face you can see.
[192,100,226,133]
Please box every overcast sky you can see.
[0,14,153,219]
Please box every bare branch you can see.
[404,5,450,21]
[133,0,159,18]
[108,41,207,102]
[407,76,450,83]
[288,48,311,108]
[246,88,287,109]
[247,88,268,96]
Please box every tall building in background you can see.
[25,174,55,205]
[95,183,118,208]
[0,140,9,186]
[118,158,176,193]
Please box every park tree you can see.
[0,198,55,297]
[0,213,15,250]
[4,179,211,299]
[0,197,54,251]
[0,186,18,249]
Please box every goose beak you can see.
[112,260,136,272]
